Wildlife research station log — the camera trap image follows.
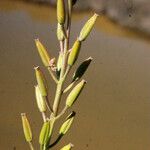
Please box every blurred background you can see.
[0,0,150,150]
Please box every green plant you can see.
[21,0,98,149]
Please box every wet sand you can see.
[0,0,150,150]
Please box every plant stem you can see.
[45,96,53,113]
[56,106,68,120]
[53,35,70,117]
[42,112,47,122]
[47,67,58,84]
[29,142,34,150]
[60,41,64,53]
[40,145,43,150]
[63,80,76,93]
[67,0,73,47]
[49,3,73,149]
[52,80,63,116]
[48,134,63,148]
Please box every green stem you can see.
[53,32,70,117]
[52,80,63,116]
[45,96,53,113]
[49,2,73,149]
[41,112,47,122]
[63,80,76,93]
[47,67,58,84]
[55,106,68,120]
[29,142,34,150]
[60,40,64,53]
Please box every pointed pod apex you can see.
[39,121,51,145]
[21,113,32,142]
[68,39,82,66]
[60,143,74,150]
[57,0,66,25]
[35,39,51,67]
[66,80,87,107]
[59,112,76,135]
[79,13,99,41]
[35,85,47,112]
[72,57,93,82]
[35,67,47,97]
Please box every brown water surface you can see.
[0,0,150,150]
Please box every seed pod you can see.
[79,13,99,41]
[57,52,63,72]
[68,40,81,66]
[59,112,75,135]
[21,113,32,142]
[39,121,51,145]
[57,23,66,41]
[35,39,50,67]
[66,80,86,107]
[35,67,47,97]
[57,0,65,24]
[72,57,93,82]
[60,143,74,150]
[35,85,47,112]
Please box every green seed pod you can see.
[35,85,47,112]
[35,67,47,97]
[35,39,50,67]
[59,112,75,135]
[57,0,65,24]
[39,121,51,145]
[79,13,99,41]
[72,57,93,82]
[68,40,81,66]
[21,113,32,142]
[57,52,63,72]
[60,143,74,150]
[66,80,86,107]
[57,23,66,41]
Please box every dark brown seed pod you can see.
[72,57,93,82]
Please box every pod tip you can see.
[82,79,87,84]
[94,13,99,17]
[34,66,40,70]
[21,113,26,116]
[70,143,74,148]
[34,38,39,42]
[87,56,93,60]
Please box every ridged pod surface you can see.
[21,113,32,142]
[35,67,47,97]
[57,0,65,24]
[66,80,86,107]
[35,39,50,67]
[68,40,81,66]
[79,13,99,41]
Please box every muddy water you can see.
[0,0,150,150]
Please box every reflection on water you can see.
[0,0,150,150]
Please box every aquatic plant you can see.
[21,0,98,149]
